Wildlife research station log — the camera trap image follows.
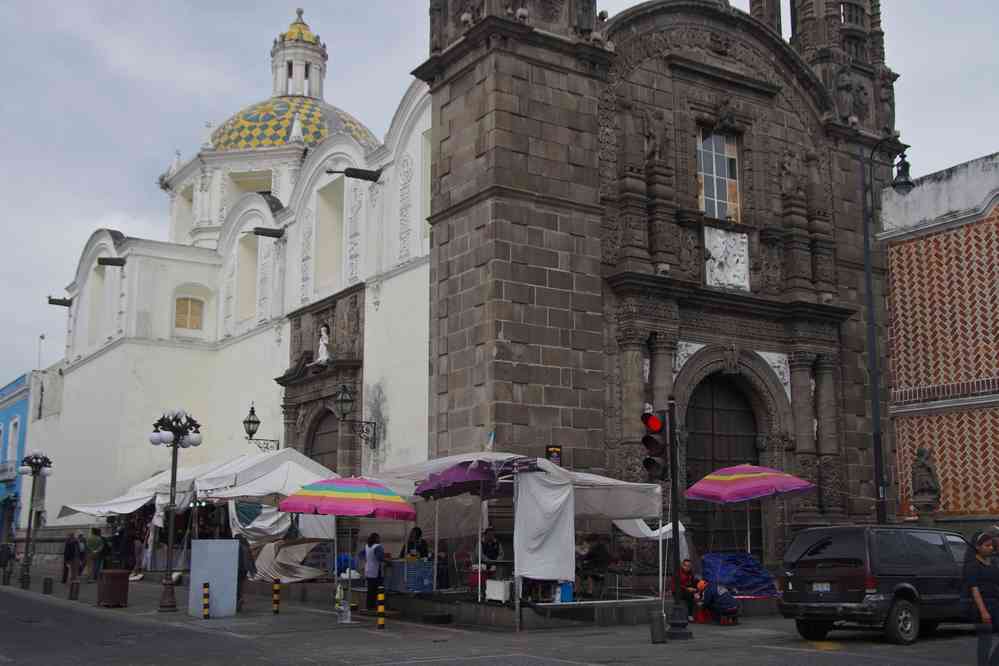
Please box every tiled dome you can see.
[210,96,379,152]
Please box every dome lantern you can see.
[271,8,328,99]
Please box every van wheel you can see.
[796,620,832,641]
[885,599,920,645]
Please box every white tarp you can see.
[252,540,327,584]
[614,519,690,562]
[513,461,664,581]
[228,502,337,547]
[513,465,575,581]
[196,448,333,500]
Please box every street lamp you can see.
[242,403,280,452]
[330,384,378,449]
[149,410,202,612]
[859,136,914,524]
[18,451,52,590]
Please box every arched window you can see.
[316,177,345,293]
[237,235,259,321]
[174,297,204,330]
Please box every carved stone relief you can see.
[704,227,750,291]
[347,186,363,285]
[398,153,414,262]
[300,208,314,304]
[755,351,791,401]
[538,0,564,22]
[673,340,706,379]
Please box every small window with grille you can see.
[696,129,741,223]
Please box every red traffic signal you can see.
[641,411,665,434]
[641,409,669,481]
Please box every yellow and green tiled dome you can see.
[211,96,379,152]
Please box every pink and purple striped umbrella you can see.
[278,477,416,520]
[685,464,815,504]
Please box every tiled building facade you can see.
[883,153,999,521]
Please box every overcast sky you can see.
[0,1,995,383]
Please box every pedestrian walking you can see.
[359,532,384,611]
[966,531,999,665]
[62,531,79,584]
[86,527,105,582]
[236,534,256,612]
[77,533,87,576]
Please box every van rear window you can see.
[784,529,866,567]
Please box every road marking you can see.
[757,645,952,663]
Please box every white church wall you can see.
[362,260,430,473]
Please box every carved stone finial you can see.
[202,121,214,149]
[295,8,304,21]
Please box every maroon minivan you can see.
[778,526,970,644]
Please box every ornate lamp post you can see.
[858,137,914,524]
[18,451,53,590]
[330,384,378,449]
[242,403,280,452]
[149,410,202,612]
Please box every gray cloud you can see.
[0,1,994,381]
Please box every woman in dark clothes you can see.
[967,531,999,666]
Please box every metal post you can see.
[272,579,281,614]
[477,499,483,604]
[658,508,664,616]
[433,501,439,592]
[513,471,521,633]
[19,474,36,590]
[666,397,692,639]
[158,442,179,612]
[859,141,888,525]
[746,504,751,553]
[376,585,385,630]
[202,582,210,619]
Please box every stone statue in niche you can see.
[877,66,897,135]
[835,66,855,122]
[642,107,669,162]
[911,447,941,513]
[722,342,740,375]
[308,323,332,367]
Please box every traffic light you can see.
[641,409,669,482]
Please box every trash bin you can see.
[97,569,130,608]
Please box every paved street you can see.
[0,576,985,665]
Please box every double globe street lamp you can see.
[18,451,52,590]
[149,410,202,612]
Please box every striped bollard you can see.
[202,582,210,619]
[377,585,385,630]
[272,579,281,615]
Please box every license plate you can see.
[812,582,831,593]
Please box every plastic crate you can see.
[387,560,433,593]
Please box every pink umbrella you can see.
[685,464,815,504]
[279,477,416,521]
[685,464,815,553]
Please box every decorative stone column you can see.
[789,350,820,522]
[816,353,847,519]
[617,164,652,274]
[618,328,646,446]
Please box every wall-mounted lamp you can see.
[242,403,280,452]
[330,384,378,450]
[97,257,126,267]
[325,167,384,183]
[252,227,285,239]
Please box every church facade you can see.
[415,0,904,563]
[27,11,433,527]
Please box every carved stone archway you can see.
[672,344,795,566]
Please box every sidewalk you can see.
[2,563,376,636]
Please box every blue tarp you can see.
[701,552,777,597]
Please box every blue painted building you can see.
[0,375,29,542]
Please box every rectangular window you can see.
[697,129,741,223]
[175,297,204,330]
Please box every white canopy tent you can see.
[195,448,334,504]
[58,456,241,523]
